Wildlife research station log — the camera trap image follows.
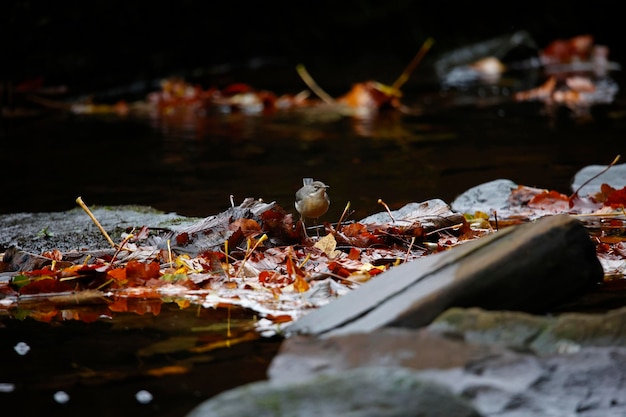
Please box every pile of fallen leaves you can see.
[0,197,471,333]
[1,172,626,336]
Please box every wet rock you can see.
[570,162,626,196]
[418,346,626,417]
[359,198,466,234]
[450,179,518,215]
[286,214,602,337]
[266,326,626,417]
[428,307,551,352]
[268,328,508,383]
[0,205,197,254]
[434,30,539,89]
[429,306,626,354]
[186,365,481,417]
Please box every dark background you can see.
[2,1,624,219]
[3,1,624,97]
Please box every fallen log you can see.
[285,214,603,337]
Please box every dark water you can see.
[2,79,626,416]
[0,303,281,417]
[2,92,624,220]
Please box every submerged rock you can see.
[205,325,626,417]
[186,366,481,417]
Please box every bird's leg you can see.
[300,216,309,239]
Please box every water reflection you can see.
[0,301,280,416]
[2,89,624,224]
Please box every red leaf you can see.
[527,190,570,212]
[327,261,351,278]
[604,186,626,208]
[176,232,190,245]
[19,277,73,295]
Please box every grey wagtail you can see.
[295,178,330,237]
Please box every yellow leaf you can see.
[314,233,342,258]
[294,274,310,292]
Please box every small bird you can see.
[295,178,330,237]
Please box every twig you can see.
[570,154,621,201]
[404,236,416,263]
[167,239,173,265]
[76,196,117,249]
[224,240,230,280]
[296,64,336,105]
[298,253,311,269]
[424,223,465,236]
[111,232,134,264]
[309,270,363,286]
[391,37,435,92]
[235,234,268,279]
[335,201,351,232]
[377,199,396,222]
[96,278,115,291]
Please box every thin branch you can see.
[391,37,435,91]
[296,64,336,104]
[377,199,396,222]
[335,201,351,232]
[570,154,621,201]
[76,196,117,249]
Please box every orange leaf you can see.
[348,247,361,260]
[107,267,127,282]
[230,218,262,236]
[293,274,310,292]
[126,260,161,280]
[145,365,189,377]
[108,297,129,312]
[42,249,63,261]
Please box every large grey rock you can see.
[268,328,508,384]
[186,366,481,417]
[285,214,602,337]
[266,326,626,417]
[418,346,626,417]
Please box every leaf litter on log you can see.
[2,164,626,337]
